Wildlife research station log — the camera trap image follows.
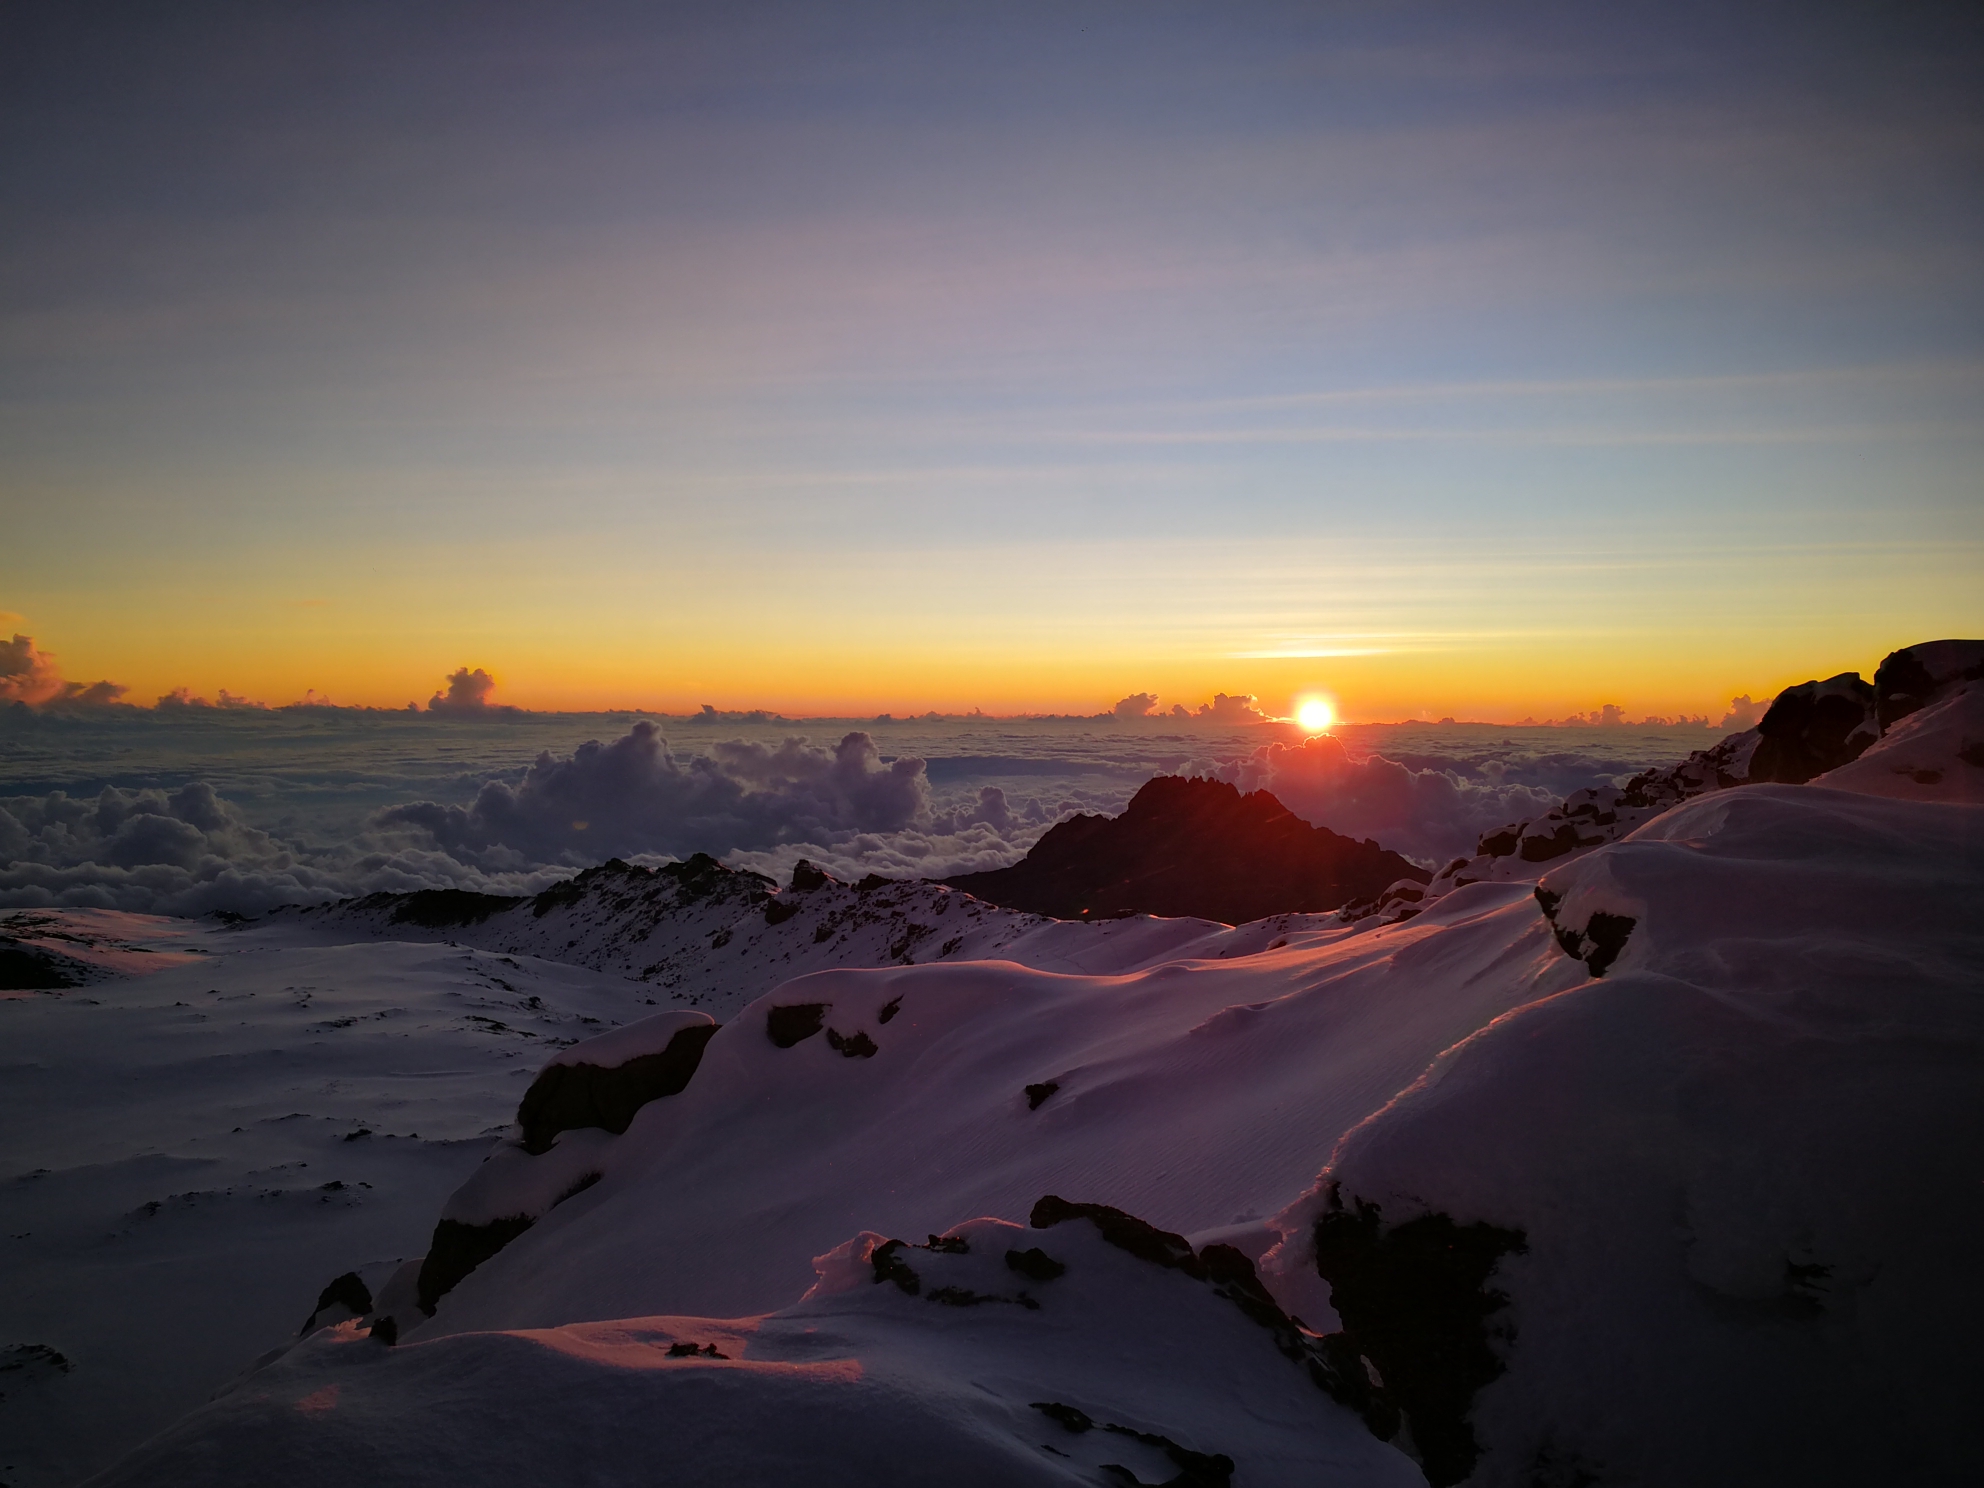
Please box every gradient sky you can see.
[3,0,1980,720]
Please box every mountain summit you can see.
[946,774,1426,923]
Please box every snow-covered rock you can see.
[96,1214,1424,1488]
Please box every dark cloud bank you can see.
[0,706,1705,916]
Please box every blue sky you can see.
[2,0,1979,715]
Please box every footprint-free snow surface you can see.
[10,651,1984,1487]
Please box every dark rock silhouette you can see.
[1874,640,1984,731]
[516,1020,720,1154]
[1312,1185,1527,1487]
[1746,672,1877,784]
[946,776,1427,923]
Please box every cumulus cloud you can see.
[378,723,932,868]
[1209,733,1569,866]
[157,687,268,711]
[1112,692,1160,720]
[0,781,570,916]
[0,634,127,711]
[1197,692,1268,724]
[3,708,1703,916]
[428,666,516,715]
[1720,694,1766,729]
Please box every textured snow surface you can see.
[94,1216,1423,1488]
[0,927,658,1488]
[11,656,1984,1485]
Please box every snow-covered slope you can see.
[34,639,1984,1485]
[98,665,1984,1483]
[0,924,659,1488]
[272,853,1345,1021]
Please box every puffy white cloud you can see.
[1720,694,1767,730]
[0,634,127,711]
[428,666,517,715]
[1112,692,1159,719]
[1198,692,1268,724]
[378,723,932,867]
[2,712,1689,915]
[1206,733,1565,867]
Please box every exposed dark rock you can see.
[301,1271,373,1332]
[878,995,903,1024]
[1032,1401,1095,1433]
[926,1284,1040,1309]
[789,859,832,892]
[926,1233,970,1253]
[1031,1403,1235,1487]
[1517,823,1580,863]
[530,879,586,917]
[766,1002,827,1048]
[1,1343,72,1376]
[869,1238,921,1295]
[856,873,894,892]
[516,1021,720,1154]
[1312,1186,1527,1488]
[342,1127,372,1142]
[947,776,1426,924]
[370,1315,398,1345]
[1029,1195,1398,1429]
[416,1214,537,1314]
[1579,912,1635,975]
[1006,1246,1067,1281]
[1747,672,1877,784]
[0,944,79,990]
[825,1027,878,1058]
[666,1340,728,1358]
[1100,1424,1235,1488]
[1873,641,1984,732]
[763,897,800,926]
[1025,1080,1060,1110]
[1030,1196,1198,1271]
[1536,893,1636,978]
[388,889,526,928]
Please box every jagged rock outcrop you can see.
[946,776,1428,923]
[1355,641,1973,924]
[1745,672,1876,784]
[1873,640,1984,731]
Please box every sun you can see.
[1295,697,1335,732]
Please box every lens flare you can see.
[1296,697,1335,732]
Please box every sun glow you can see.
[1295,697,1335,732]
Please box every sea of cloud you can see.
[0,698,1730,917]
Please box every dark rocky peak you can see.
[788,859,836,893]
[946,774,1426,925]
[1747,672,1876,785]
[1874,641,1984,732]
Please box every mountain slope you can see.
[947,775,1428,922]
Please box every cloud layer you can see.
[1,711,1713,915]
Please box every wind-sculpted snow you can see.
[0,922,663,1487]
[96,1217,1422,1488]
[1265,784,1984,1485]
[90,751,1984,1484]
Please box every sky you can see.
[2,0,1980,721]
